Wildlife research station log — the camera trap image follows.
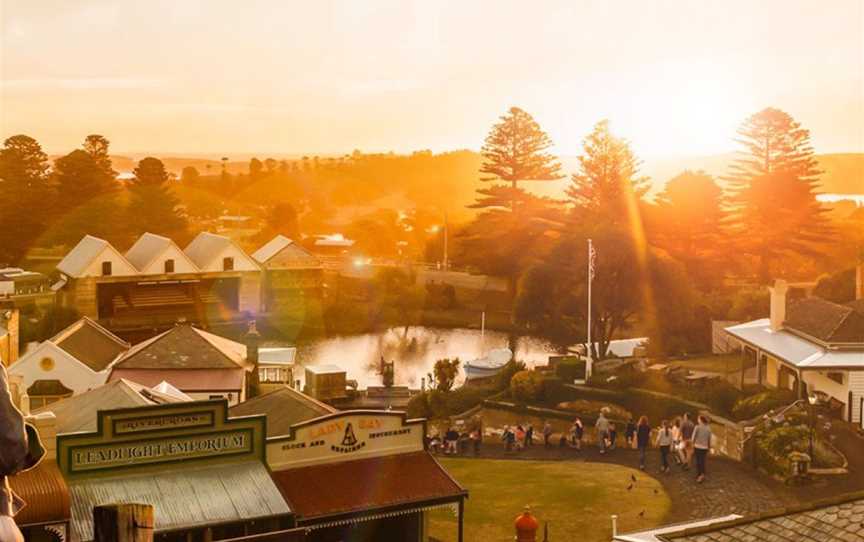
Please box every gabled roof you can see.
[112,324,248,370]
[32,379,187,434]
[229,387,335,437]
[785,297,864,344]
[253,235,322,269]
[56,235,136,277]
[50,316,130,372]
[184,231,255,269]
[125,232,199,273]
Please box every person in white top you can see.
[655,420,674,473]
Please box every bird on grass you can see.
[638,510,645,518]
[631,474,637,483]
[626,484,633,491]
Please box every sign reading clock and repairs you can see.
[266,410,425,470]
[57,400,265,478]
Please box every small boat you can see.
[464,347,513,380]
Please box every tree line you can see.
[454,106,844,358]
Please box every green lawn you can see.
[429,458,671,542]
[669,354,744,375]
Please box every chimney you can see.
[769,279,789,332]
[27,412,57,460]
[245,320,261,399]
[1,307,19,366]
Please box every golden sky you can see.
[1,0,862,157]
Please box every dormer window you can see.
[164,259,175,273]
[101,261,112,276]
[223,257,234,271]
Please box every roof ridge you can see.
[190,326,248,369]
[113,326,174,366]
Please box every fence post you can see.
[93,503,154,542]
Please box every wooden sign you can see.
[266,410,424,470]
[57,400,265,477]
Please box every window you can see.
[222,257,234,271]
[164,259,175,273]
[101,261,112,276]
[827,372,844,385]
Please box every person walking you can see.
[671,418,684,465]
[693,415,712,483]
[656,420,673,473]
[680,413,695,470]
[525,424,534,448]
[502,426,515,452]
[636,415,651,470]
[542,421,553,448]
[595,410,611,454]
[625,418,637,449]
[515,425,526,451]
[571,418,584,450]
[470,427,481,456]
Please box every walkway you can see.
[441,440,798,523]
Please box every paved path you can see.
[441,441,798,523]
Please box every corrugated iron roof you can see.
[8,460,71,525]
[108,368,245,391]
[70,461,291,542]
[271,452,464,521]
[229,387,335,437]
[112,325,247,370]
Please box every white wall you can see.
[802,371,850,419]
[7,342,108,395]
[81,247,137,278]
[850,372,864,424]
[198,245,258,272]
[140,245,199,275]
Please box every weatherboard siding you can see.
[850,372,864,424]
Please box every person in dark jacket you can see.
[1,363,44,542]
[636,415,651,470]
[625,418,637,449]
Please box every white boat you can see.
[464,347,513,380]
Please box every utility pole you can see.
[443,212,449,270]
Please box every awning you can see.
[69,461,291,542]
[271,452,465,527]
[8,460,71,525]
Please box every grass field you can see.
[669,354,744,374]
[428,458,671,542]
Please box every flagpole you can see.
[587,238,593,380]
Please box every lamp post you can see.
[807,393,818,460]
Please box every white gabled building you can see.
[56,235,138,279]
[184,231,259,272]
[726,272,864,424]
[7,316,130,410]
[125,232,199,275]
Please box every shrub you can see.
[732,389,797,421]
[406,385,499,420]
[555,357,586,383]
[510,370,545,403]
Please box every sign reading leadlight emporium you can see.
[265,410,426,470]
[57,400,266,477]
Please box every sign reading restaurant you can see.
[57,400,265,477]
[266,410,425,470]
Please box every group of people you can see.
[617,412,713,483]
[427,426,482,455]
[501,424,536,451]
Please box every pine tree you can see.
[567,120,649,227]
[476,106,563,210]
[83,134,117,181]
[0,135,52,263]
[649,170,729,290]
[725,108,832,281]
[128,157,188,240]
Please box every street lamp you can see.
[807,393,818,460]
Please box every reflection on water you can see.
[817,193,864,206]
[272,327,559,389]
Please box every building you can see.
[54,233,261,336]
[304,364,348,402]
[726,275,864,424]
[0,305,19,366]
[0,267,54,309]
[107,324,253,405]
[615,492,864,541]
[55,400,293,542]
[265,410,467,542]
[252,235,324,313]
[229,386,336,437]
[8,316,130,410]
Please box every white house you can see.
[125,232,199,275]
[184,231,259,272]
[56,234,138,279]
[726,273,864,424]
[7,316,130,410]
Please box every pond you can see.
[267,326,560,389]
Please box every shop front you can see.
[55,400,293,542]
[266,410,467,542]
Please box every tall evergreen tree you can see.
[0,135,52,263]
[649,170,729,290]
[49,149,120,245]
[725,107,832,281]
[127,157,188,240]
[82,134,117,181]
[567,119,649,227]
[476,106,563,210]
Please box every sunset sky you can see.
[1,0,862,158]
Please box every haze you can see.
[1,0,862,157]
